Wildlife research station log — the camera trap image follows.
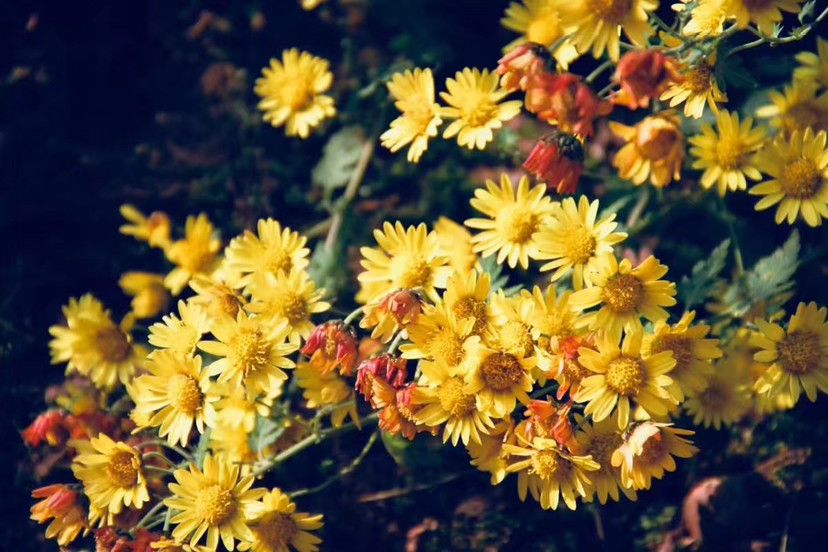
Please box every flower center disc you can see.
[564,225,598,264]
[280,293,309,325]
[437,376,476,417]
[480,352,524,391]
[778,330,821,375]
[392,254,432,290]
[107,450,139,488]
[255,513,298,549]
[453,296,488,334]
[780,158,821,199]
[168,373,203,415]
[716,135,746,169]
[96,328,131,362]
[427,327,465,366]
[233,329,270,374]
[195,484,236,526]
[499,207,539,243]
[602,273,643,313]
[587,0,633,23]
[651,335,692,371]
[605,356,645,396]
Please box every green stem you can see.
[135,501,166,530]
[386,331,406,355]
[290,430,379,498]
[585,60,614,84]
[719,197,745,275]
[341,306,365,329]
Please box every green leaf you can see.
[799,0,816,23]
[479,254,510,292]
[307,241,348,299]
[192,429,211,469]
[311,126,368,198]
[746,229,799,305]
[252,415,288,457]
[679,239,731,309]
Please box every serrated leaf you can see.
[746,230,799,305]
[307,241,348,298]
[799,0,816,23]
[679,239,730,309]
[311,126,367,196]
[252,415,287,456]
[192,429,211,469]
[479,254,510,292]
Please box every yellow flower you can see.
[486,289,536,356]
[295,362,358,428]
[119,271,170,319]
[752,301,828,404]
[562,0,657,62]
[569,254,677,343]
[676,0,728,37]
[794,37,828,89]
[434,216,480,275]
[130,350,218,446]
[749,127,828,226]
[189,273,247,320]
[575,329,677,429]
[30,485,88,547]
[165,454,266,551]
[610,112,685,188]
[465,173,556,269]
[357,221,452,304]
[756,80,828,135]
[49,294,146,390]
[727,0,803,36]
[443,269,493,336]
[225,219,310,292]
[210,423,257,475]
[467,419,515,485]
[660,56,727,118]
[533,195,627,290]
[241,489,323,552]
[149,300,212,357]
[380,68,442,162]
[504,436,599,510]
[400,301,476,368]
[71,434,149,515]
[465,344,536,418]
[528,285,588,385]
[198,310,297,399]
[689,109,767,196]
[119,204,171,249]
[576,416,635,504]
[500,0,579,67]
[684,367,751,429]
[412,357,495,446]
[164,214,222,295]
[439,68,522,150]
[214,383,272,432]
[611,422,697,490]
[255,49,336,138]
[300,0,327,10]
[246,268,330,345]
[643,311,723,402]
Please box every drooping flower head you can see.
[302,322,358,376]
[611,422,698,490]
[660,55,727,118]
[164,213,222,295]
[523,130,585,195]
[381,68,443,163]
[613,49,679,110]
[119,272,169,319]
[360,289,424,343]
[119,204,172,250]
[240,489,324,552]
[496,42,554,93]
[525,73,611,138]
[30,485,88,547]
[71,434,149,515]
[611,111,685,188]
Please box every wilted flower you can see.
[495,42,551,92]
[30,484,88,546]
[302,321,359,376]
[525,73,611,138]
[356,354,408,401]
[22,410,67,447]
[613,50,678,110]
[611,112,685,188]
[523,130,584,195]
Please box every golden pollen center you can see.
[785,103,826,133]
[698,381,730,409]
[497,321,535,358]
[499,207,540,244]
[281,80,312,111]
[480,352,524,391]
[465,95,498,127]
[255,513,298,549]
[563,358,592,382]
[107,451,139,488]
[428,327,465,366]
[715,135,746,169]
[453,296,488,335]
[526,13,561,46]
[233,329,270,373]
[605,356,645,396]
[588,433,623,466]
[779,157,821,199]
[393,254,432,290]
[685,63,713,93]
[280,293,309,324]
[530,450,562,480]
[587,0,633,22]
[437,376,476,417]
[777,330,821,375]
[563,225,598,264]
[168,373,203,414]
[651,335,692,371]
[96,328,131,362]
[195,484,236,526]
[602,273,643,313]
[267,251,293,275]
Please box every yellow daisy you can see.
[119,204,172,250]
[245,268,331,345]
[214,383,273,432]
[562,0,658,62]
[210,423,257,475]
[443,269,493,336]
[255,49,336,138]
[569,254,677,343]
[381,68,442,163]
[164,213,222,295]
[576,416,635,504]
[689,110,767,196]
[225,218,310,292]
[486,289,536,356]
[533,195,627,290]
[149,300,212,357]
[295,362,358,428]
[357,221,452,304]
[794,37,828,89]
[728,0,803,36]
[467,418,515,485]
[465,344,536,418]
[756,80,828,135]
[71,434,149,515]
[119,271,169,319]
[500,0,579,67]
[189,273,247,320]
[198,310,297,399]
[439,68,522,150]
[241,489,323,552]
[574,329,677,429]
[683,367,752,429]
[749,127,828,226]
[504,435,599,510]
[434,216,480,275]
[165,454,266,551]
[610,112,686,188]
[677,0,728,38]
[611,422,697,490]
[660,56,727,118]
[400,301,476,368]
[752,301,828,404]
[465,173,556,269]
[130,350,218,446]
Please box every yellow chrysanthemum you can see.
[49,294,146,390]
[574,329,677,429]
[240,489,323,552]
[610,112,686,188]
[225,219,310,292]
[689,109,767,196]
[676,0,728,38]
[529,284,580,342]
[534,195,627,290]
[529,285,587,385]
[465,174,556,269]
[576,416,635,504]
[684,367,751,429]
[500,0,579,67]
[443,269,494,336]
[562,0,657,61]
[728,0,803,36]
[165,454,265,551]
[119,271,169,319]
[357,221,452,304]
[439,68,522,150]
[381,68,442,163]
[164,214,222,295]
[504,436,599,510]
[295,362,358,428]
[465,344,536,418]
[149,300,212,358]
[794,37,828,89]
[749,127,828,226]
[30,485,88,547]
[255,49,336,138]
[214,383,273,433]
[189,273,247,320]
[467,418,515,485]
[412,358,495,446]
[434,216,480,275]
[643,311,722,402]
[660,56,727,118]
[756,80,828,135]
[71,434,149,515]
[486,289,536,356]
[198,310,297,399]
[119,204,172,250]
[210,423,257,475]
[752,301,828,404]
[130,350,218,446]
[246,268,330,345]
[611,422,697,490]
[569,254,677,342]
[400,301,476,368]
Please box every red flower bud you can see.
[302,322,358,376]
[613,49,678,110]
[356,354,408,402]
[524,131,584,195]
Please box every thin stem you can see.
[357,470,471,503]
[386,331,406,355]
[530,383,559,399]
[325,136,376,252]
[135,501,166,530]
[719,197,745,275]
[290,430,379,498]
[142,451,177,469]
[626,187,650,230]
[341,306,365,329]
[585,60,614,84]
[726,37,765,57]
[143,465,177,476]
[649,12,680,38]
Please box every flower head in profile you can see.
[611,422,697,490]
[523,130,585,195]
[255,49,336,138]
[440,68,522,150]
[756,80,828,135]
[360,288,424,343]
[189,272,247,320]
[562,0,657,61]
[613,49,679,110]
[465,174,555,269]
[727,0,803,36]
[149,300,212,358]
[119,272,169,319]
[71,434,149,515]
[684,367,751,429]
[794,37,828,89]
[676,0,729,37]
[240,489,323,552]
[119,204,171,250]
[525,73,611,138]
[302,322,358,376]
[500,1,579,67]
[749,128,828,227]
[660,56,727,118]
[30,485,87,547]
[164,214,222,295]
[576,417,635,504]
[225,219,310,292]
[381,68,442,163]
[165,454,265,551]
[689,109,766,196]
[610,112,685,188]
